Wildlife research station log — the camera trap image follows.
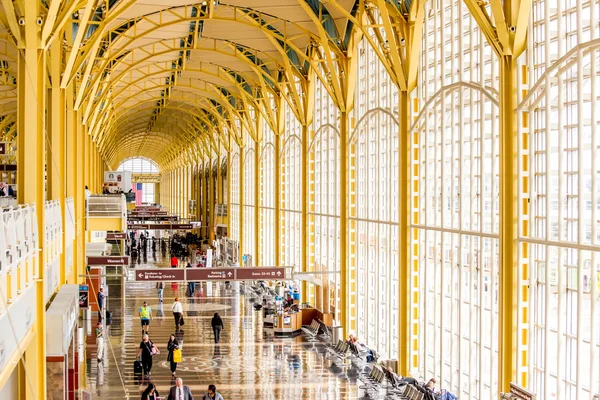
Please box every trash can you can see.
[331,326,343,345]
[83,306,92,321]
[275,285,284,297]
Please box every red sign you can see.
[186,268,234,281]
[127,224,195,230]
[235,267,287,280]
[135,269,185,281]
[106,232,127,240]
[87,256,130,266]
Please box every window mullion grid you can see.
[590,47,599,398]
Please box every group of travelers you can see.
[0,182,14,197]
[132,295,225,399]
[140,381,223,400]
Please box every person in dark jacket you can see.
[167,334,180,377]
[141,383,160,400]
[211,313,224,344]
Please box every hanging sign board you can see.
[186,268,233,281]
[0,142,6,154]
[127,223,195,230]
[133,267,288,281]
[134,269,185,281]
[235,267,286,280]
[106,232,127,240]
[87,256,130,266]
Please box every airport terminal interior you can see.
[0,0,599,399]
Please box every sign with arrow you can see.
[132,267,288,282]
[235,267,286,280]
[186,268,233,281]
[127,223,195,230]
[135,269,185,281]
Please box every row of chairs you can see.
[301,320,320,341]
[359,364,438,399]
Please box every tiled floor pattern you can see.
[84,260,368,399]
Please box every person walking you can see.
[211,313,224,344]
[171,256,179,268]
[139,301,152,335]
[157,282,164,302]
[186,263,195,297]
[136,334,158,378]
[167,377,194,400]
[97,287,106,322]
[172,297,183,330]
[201,384,224,400]
[141,383,160,400]
[167,334,180,378]
[95,322,104,363]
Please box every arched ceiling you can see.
[0,0,423,169]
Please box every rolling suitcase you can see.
[134,359,143,375]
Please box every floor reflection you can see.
[84,260,363,399]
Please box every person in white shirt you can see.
[85,185,92,199]
[167,377,194,400]
[172,297,183,330]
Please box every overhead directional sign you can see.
[236,267,286,280]
[128,216,178,222]
[135,269,185,281]
[0,142,6,154]
[106,232,127,240]
[132,267,288,281]
[187,268,234,281]
[127,223,196,230]
[130,211,168,216]
[87,256,130,266]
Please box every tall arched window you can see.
[117,157,160,204]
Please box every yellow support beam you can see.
[254,118,261,267]
[48,36,67,286]
[239,142,245,259]
[16,10,47,398]
[498,55,519,395]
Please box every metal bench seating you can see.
[316,319,332,337]
[301,319,320,341]
[358,365,386,395]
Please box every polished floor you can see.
[84,257,366,399]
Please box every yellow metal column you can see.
[48,38,67,285]
[339,111,349,335]
[227,151,232,238]
[498,55,519,394]
[16,18,47,398]
[274,101,283,267]
[203,162,209,238]
[300,123,309,302]
[398,91,411,374]
[76,109,85,279]
[66,83,78,284]
[254,138,261,267]
[239,144,245,260]
[84,130,90,191]
[274,133,281,267]
[208,159,216,241]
